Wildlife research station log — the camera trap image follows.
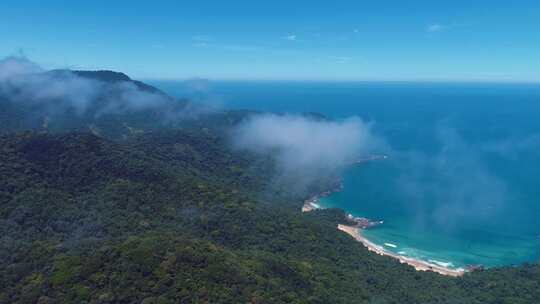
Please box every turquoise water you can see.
[319,162,540,269]
[153,80,540,269]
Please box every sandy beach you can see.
[301,184,341,213]
[302,200,320,212]
[338,224,466,277]
[300,166,465,277]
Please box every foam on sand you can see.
[429,260,454,268]
[337,224,466,277]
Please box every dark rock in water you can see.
[346,213,383,229]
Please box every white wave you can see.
[384,243,397,248]
[428,259,454,268]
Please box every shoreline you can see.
[302,182,343,213]
[300,152,466,277]
[304,198,466,276]
[338,224,466,277]
[302,155,467,277]
[302,154,389,213]
[302,200,321,212]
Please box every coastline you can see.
[302,200,321,212]
[300,153,466,277]
[301,154,389,213]
[338,224,466,277]
[303,196,466,276]
[302,173,467,277]
[302,182,343,213]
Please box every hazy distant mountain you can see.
[0,69,197,138]
[61,70,167,94]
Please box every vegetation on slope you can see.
[1,71,539,304]
[1,130,539,304]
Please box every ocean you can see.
[152,80,540,269]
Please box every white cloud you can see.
[0,57,175,117]
[426,24,444,32]
[284,34,297,41]
[231,114,385,192]
[0,56,42,81]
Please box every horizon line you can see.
[143,77,540,85]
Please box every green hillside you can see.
[1,72,539,304]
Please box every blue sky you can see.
[1,0,539,81]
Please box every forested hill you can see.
[57,70,166,95]
[0,69,189,139]
[1,72,540,303]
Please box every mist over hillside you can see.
[0,57,220,138]
[1,58,540,303]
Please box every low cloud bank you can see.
[233,114,523,234]
[0,60,104,115]
[231,113,385,192]
[0,56,201,122]
[0,56,42,81]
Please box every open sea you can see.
[152,80,540,269]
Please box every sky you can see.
[1,0,539,81]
